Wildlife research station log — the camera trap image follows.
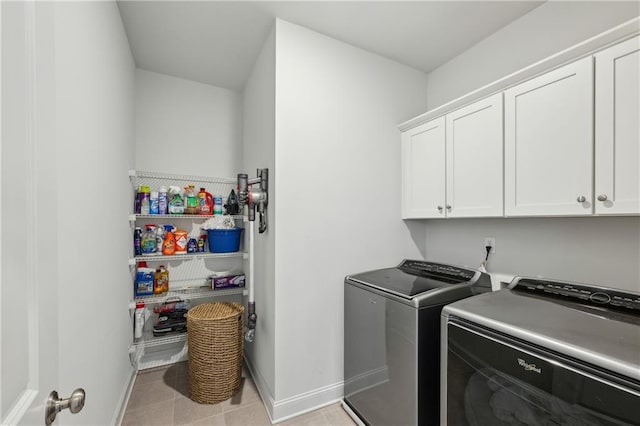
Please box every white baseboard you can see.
[244,356,345,424]
[243,356,276,421]
[271,382,344,424]
[113,367,137,426]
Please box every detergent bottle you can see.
[184,185,198,215]
[174,230,188,254]
[162,225,176,255]
[197,187,214,215]
[154,265,169,294]
[141,225,156,255]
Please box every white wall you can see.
[135,69,242,177]
[242,27,277,407]
[426,217,640,292]
[422,3,640,293]
[426,1,640,109]
[52,2,136,424]
[272,19,428,417]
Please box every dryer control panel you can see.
[511,278,640,312]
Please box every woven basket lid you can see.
[187,302,244,321]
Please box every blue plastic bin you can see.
[207,228,244,253]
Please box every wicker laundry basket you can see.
[187,302,245,404]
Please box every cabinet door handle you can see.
[577,196,586,203]
[437,205,443,212]
[446,205,452,211]
[597,194,608,202]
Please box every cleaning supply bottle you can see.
[184,185,198,215]
[158,186,168,215]
[154,265,169,294]
[174,230,188,254]
[150,191,159,215]
[213,195,223,215]
[133,226,142,256]
[140,186,151,215]
[135,267,155,296]
[155,225,165,253]
[134,302,145,339]
[168,186,184,215]
[162,225,176,255]
[197,187,214,215]
[141,225,156,255]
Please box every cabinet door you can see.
[595,36,640,215]
[401,117,446,218]
[504,57,593,216]
[446,93,504,217]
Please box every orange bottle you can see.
[154,265,169,294]
[174,230,188,254]
[162,227,176,255]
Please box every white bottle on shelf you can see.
[134,302,145,339]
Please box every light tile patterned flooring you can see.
[122,362,356,425]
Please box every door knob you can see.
[45,388,85,425]
[446,205,452,211]
[577,196,586,203]
[437,205,443,212]
[597,194,608,201]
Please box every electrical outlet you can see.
[484,237,496,254]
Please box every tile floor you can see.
[122,362,356,426]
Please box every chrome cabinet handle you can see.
[597,194,608,201]
[577,196,586,203]
[437,205,443,212]
[45,388,85,425]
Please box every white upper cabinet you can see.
[401,95,503,219]
[504,57,594,216]
[446,93,504,218]
[594,36,640,215]
[402,117,445,218]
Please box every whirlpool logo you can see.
[517,358,542,374]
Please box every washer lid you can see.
[347,260,478,299]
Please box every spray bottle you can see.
[162,225,176,255]
[168,186,184,215]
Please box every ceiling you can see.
[117,1,544,91]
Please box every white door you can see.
[595,36,640,215]
[504,57,594,217]
[446,93,504,218]
[1,3,68,425]
[401,117,446,219]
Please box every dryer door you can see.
[445,320,640,426]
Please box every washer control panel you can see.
[512,278,640,312]
[399,260,476,281]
